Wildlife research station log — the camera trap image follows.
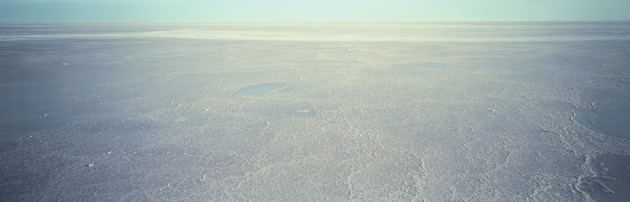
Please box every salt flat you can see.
[1,22,630,201]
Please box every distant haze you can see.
[1,0,629,22]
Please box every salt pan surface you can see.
[1,22,629,201]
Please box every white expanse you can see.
[1,22,630,201]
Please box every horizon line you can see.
[2,20,630,24]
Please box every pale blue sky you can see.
[1,0,629,22]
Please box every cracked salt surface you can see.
[1,22,630,201]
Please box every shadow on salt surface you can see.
[575,88,630,139]
[578,153,630,201]
[238,83,287,96]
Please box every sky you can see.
[1,0,629,22]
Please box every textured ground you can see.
[1,22,630,201]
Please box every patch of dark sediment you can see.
[574,87,630,139]
[578,153,630,201]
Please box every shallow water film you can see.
[1,22,630,201]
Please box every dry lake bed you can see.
[1,22,630,201]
